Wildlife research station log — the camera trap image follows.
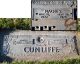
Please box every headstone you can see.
[31,0,77,31]
[0,31,78,60]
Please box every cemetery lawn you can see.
[0,57,80,64]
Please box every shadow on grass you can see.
[0,29,15,63]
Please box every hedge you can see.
[0,18,31,30]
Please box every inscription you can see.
[33,0,74,6]
[2,33,76,56]
[34,9,72,19]
[45,9,61,13]
[24,46,61,53]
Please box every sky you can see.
[0,0,79,18]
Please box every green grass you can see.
[1,58,80,64]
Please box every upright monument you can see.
[31,0,77,31]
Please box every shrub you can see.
[0,18,15,30]
[0,18,31,30]
[15,18,31,30]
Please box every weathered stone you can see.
[0,31,78,60]
[31,0,77,31]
